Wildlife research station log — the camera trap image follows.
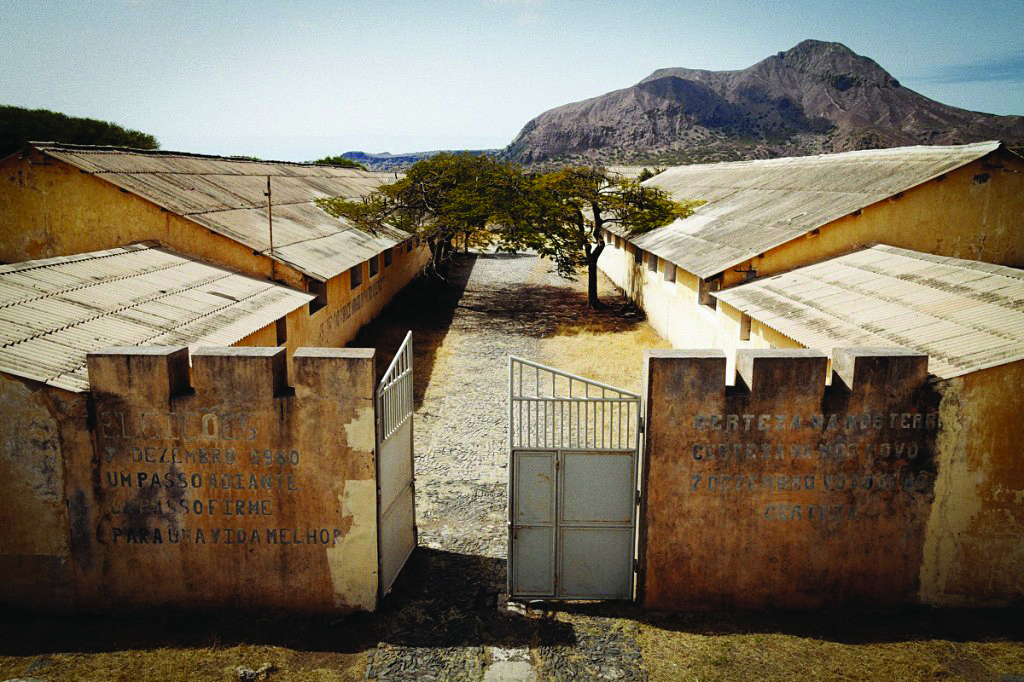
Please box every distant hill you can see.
[504,40,1024,165]
[341,149,499,171]
[0,105,158,157]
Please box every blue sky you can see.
[1,0,1021,161]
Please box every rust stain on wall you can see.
[62,345,380,612]
[641,348,938,611]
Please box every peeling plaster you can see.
[327,480,378,610]
[344,403,377,452]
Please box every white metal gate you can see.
[508,357,641,600]
[376,331,417,597]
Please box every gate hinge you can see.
[638,417,645,434]
[635,489,641,506]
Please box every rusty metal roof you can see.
[32,143,408,282]
[715,244,1024,379]
[624,141,1002,280]
[0,243,313,392]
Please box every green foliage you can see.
[317,155,695,306]
[0,105,158,157]
[310,155,368,170]
[636,166,665,182]
[317,153,521,275]
[506,166,686,306]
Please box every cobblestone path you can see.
[355,252,660,681]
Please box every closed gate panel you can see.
[558,527,634,599]
[513,526,555,595]
[509,357,640,601]
[561,452,635,524]
[511,451,556,597]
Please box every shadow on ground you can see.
[0,548,573,658]
[351,252,647,406]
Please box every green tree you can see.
[0,105,158,156]
[310,155,368,170]
[317,152,517,277]
[506,167,690,308]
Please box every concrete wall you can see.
[0,150,430,349]
[0,374,87,609]
[641,348,941,611]
[920,359,1024,607]
[1,345,384,612]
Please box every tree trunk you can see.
[586,241,606,309]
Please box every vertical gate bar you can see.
[508,358,514,451]
[585,382,593,446]
[518,362,523,448]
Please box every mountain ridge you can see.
[504,40,1024,165]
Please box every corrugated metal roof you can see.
[715,244,1024,379]
[619,141,1002,279]
[0,243,314,392]
[32,144,410,281]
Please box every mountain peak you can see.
[505,40,1023,164]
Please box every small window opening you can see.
[633,246,643,264]
[350,263,363,289]
[664,262,676,283]
[383,249,393,267]
[307,278,327,315]
[369,254,379,277]
[406,239,413,253]
[275,317,288,345]
[739,313,751,341]
[647,253,658,273]
[698,277,719,309]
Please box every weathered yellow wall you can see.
[0,150,281,283]
[19,346,382,612]
[920,360,1024,607]
[642,348,940,610]
[601,150,1024,351]
[0,151,430,350]
[292,243,430,352]
[0,373,90,610]
[724,151,1024,287]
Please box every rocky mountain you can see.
[504,40,1024,165]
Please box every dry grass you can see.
[0,609,373,682]
[634,609,1024,682]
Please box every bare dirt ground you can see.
[1,252,1022,682]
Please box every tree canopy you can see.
[504,166,689,307]
[310,155,368,170]
[0,105,158,157]
[318,155,697,307]
[317,152,521,276]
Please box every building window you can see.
[276,317,288,346]
[369,254,379,277]
[647,253,658,273]
[307,278,327,315]
[350,263,363,289]
[739,313,751,341]
[698,277,719,309]
[383,249,393,268]
[664,262,676,283]
[406,239,413,253]
[633,246,643,264]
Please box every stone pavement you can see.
[357,253,650,681]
